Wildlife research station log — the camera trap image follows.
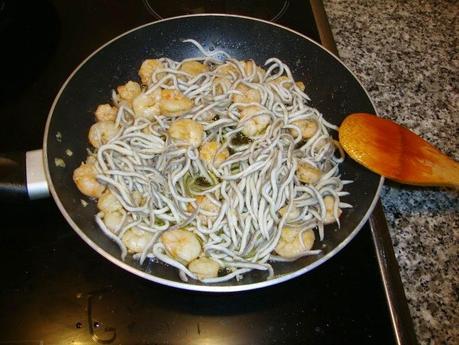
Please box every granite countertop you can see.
[322,1,458,344]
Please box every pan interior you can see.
[45,15,380,291]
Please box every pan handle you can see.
[0,149,49,201]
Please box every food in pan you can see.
[73,40,351,283]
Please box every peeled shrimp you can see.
[213,77,232,96]
[168,119,204,147]
[295,81,305,91]
[132,89,161,120]
[161,228,201,265]
[131,190,144,207]
[279,205,300,222]
[240,106,271,138]
[138,59,163,85]
[232,83,261,106]
[274,227,315,259]
[103,210,125,234]
[241,60,265,82]
[122,227,154,253]
[88,120,118,148]
[195,195,219,214]
[159,89,193,116]
[180,61,209,76]
[95,104,117,122]
[199,140,229,167]
[296,162,322,184]
[216,62,239,77]
[187,195,220,223]
[188,257,220,280]
[290,119,318,140]
[73,161,105,198]
[117,81,141,102]
[97,190,122,213]
[271,76,305,91]
[323,195,342,225]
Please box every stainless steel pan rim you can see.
[43,13,384,292]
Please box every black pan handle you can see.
[0,151,28,202]
[0,149,49,202]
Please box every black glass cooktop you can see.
[0,200,395,344]
[144,0,290,21]
[0,1,398,344]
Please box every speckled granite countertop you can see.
[322,1,458,344]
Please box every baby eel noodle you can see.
[74,39,352,284]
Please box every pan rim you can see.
[43,13,384,292]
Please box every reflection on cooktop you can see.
[0,0,60,104]
[143,0,289,21]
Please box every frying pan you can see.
[4,14,383,292]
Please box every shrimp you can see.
[95,104,117,122]
[88,120,119,148]
[270,76,290,87]
[323,195,342,225]
[240,106,271,138]
[274,227,315,259]
[232,83,261,106]
[132,190,145,206]
[159,89,194,116]
[138,59,164,85]
[161,228,201,265]
[131,190,146,207]
[117,81,141,102]
[122,227,154,254]
[73,161,105,198]
[199,141,230,167]
[187,195,220,224]
[270,76,305,91]
[103,210,125,234]
[241,60,265,82]
[195,195,219,214]
[168,119,204,147]
[296,162,322,184]
[279,205,300,222]
[132,89,161,120]
[215,62,239,77]
[295,81,305,91]
[97,190,122,213]
[188,257,220,280]
[290,119,318,140]
[180,61,209,76]
[213,77,232,96]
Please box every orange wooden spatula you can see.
[339,113,459,188]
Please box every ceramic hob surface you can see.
[0,1,397,344]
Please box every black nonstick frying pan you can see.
[4,14,383,292]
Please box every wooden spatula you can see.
[339,113,459,188]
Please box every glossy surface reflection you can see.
[144,0,289,21]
